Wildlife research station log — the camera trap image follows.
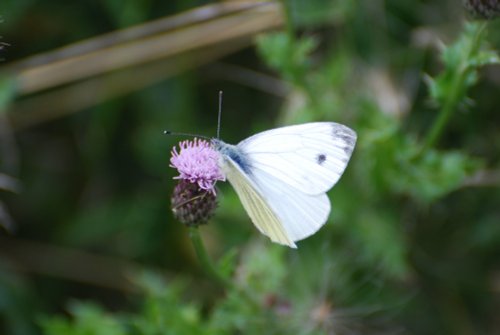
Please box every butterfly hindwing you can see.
[246,165,331,242]
[221,156,296,247]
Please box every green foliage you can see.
[39,249,285,335]
[41,303,126,335]
[359,110,483,201]
[209,243,288,334]
[40,274,211,335]
[235,242,287,294]
[257,33,316,78]
[130,274,210,335]
[423,22,500,150]
[352,206,408,279]
[427,23,499,108]
[39,242,409,334]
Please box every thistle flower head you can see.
[170,138,225,194]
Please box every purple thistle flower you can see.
[170,138,225,193]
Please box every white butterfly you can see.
[212,122,356,248]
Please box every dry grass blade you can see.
[3,1,283,129]
[8,1,268,71]
[10,39,251,129]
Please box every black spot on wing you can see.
[317,154,326,165]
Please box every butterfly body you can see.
[212,139,252,175]
[213,122,356,248]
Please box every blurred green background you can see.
[1,0,500,334]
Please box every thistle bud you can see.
[171,180,218,226]
[464,0,500,19]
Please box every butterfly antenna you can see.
[163,130,210,140]
[217,90,223,139]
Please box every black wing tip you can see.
[330,123,357,156]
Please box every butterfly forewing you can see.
[237,122,356,195]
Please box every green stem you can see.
[189,227,231,289]
[421,70,468,152]
[421,23,487,152]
